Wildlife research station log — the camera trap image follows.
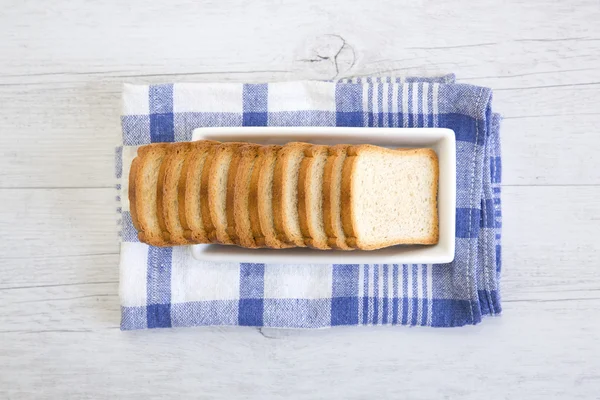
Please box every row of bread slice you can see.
[128,141,439,250]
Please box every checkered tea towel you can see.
[116,74,502,330]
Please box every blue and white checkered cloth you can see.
[116,74,502,330]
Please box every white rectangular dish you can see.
[191,127,455,264]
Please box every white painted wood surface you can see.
[1,0,599,398]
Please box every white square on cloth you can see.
[122,84,150,115]
[173,83,244,113]
[263,263,333,299]
[170,248,241,303]
[267,81,336,112]
[119,242,149,307]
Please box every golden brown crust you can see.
[272,142,311,247]
[128,156,141,232]
[200,145,218,242]
[322,144,353,250]
[340,146,359,248]
[178,140,220,243]
[134,143,170,247]
[167,143,197,244]
[425,149,440,244]
[233,145,261,248]
[255,146,293,249]
[272,146,292,245]
[226,144,260,245]
[297,154,311,244]
[225,147,244,244]
[157,142,191,244]
[206,142,247,244]
[248,147,268,246]
[298,145,330,249]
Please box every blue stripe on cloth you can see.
[456,207,481,238]
[397,81,403,128]
[239,263,265,298]
[149,84,174,143]
[264,299,332,328]
[115,146,123,179]
[335,83,363,111]
[405,75,455,83]
[336,111,363,127]
[438,113,485,145]
[337,75,453,84]
[121,212,139,242]
[150,84,173,113]
[332,264,359,297]
[422,298,429,326]
[387,82,394,127]
[331,297,359,326]
[421,265,428,326]
[417,83,424,127]
[431,299,478,327]
[332,264,360,324]
[411,264,418,326]
[171,300,239,327]
[478,290,502,316]
[427,83,434,127]
[377,82,384,127]
[491,156,502,183]
[335,83,363,126]
[121,115,151,145]
[437,84,490,119]
[407,84,414,127]
[121,306,147,330]
[146,247,173,328]
[367,82,374,127]
[496,245,502,273]
[401,264,409,325]
[268,111,335,126]
[382,264,389,324]
[362,264,369,325]
[392,264,399,324]
[481,199,496,228]
[238,263,265,326]
[147,304,172,328]
[242,84,268,126]
[373,265,379,324]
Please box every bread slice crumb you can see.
[341,145,439,250]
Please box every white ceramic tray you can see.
[191,127,455,264]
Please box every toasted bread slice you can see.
[231,145,262,248]
[298,145,331,250]
[203,142,247,244]
[341,145,439,250]
[322,144,354,250]
[131,143,170,247]
[178,140,220,243]
[226,144,260,245]
[250,145,293,249]
[272,142,312,247]
[128,155,142,233]
[156,142,196,245]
